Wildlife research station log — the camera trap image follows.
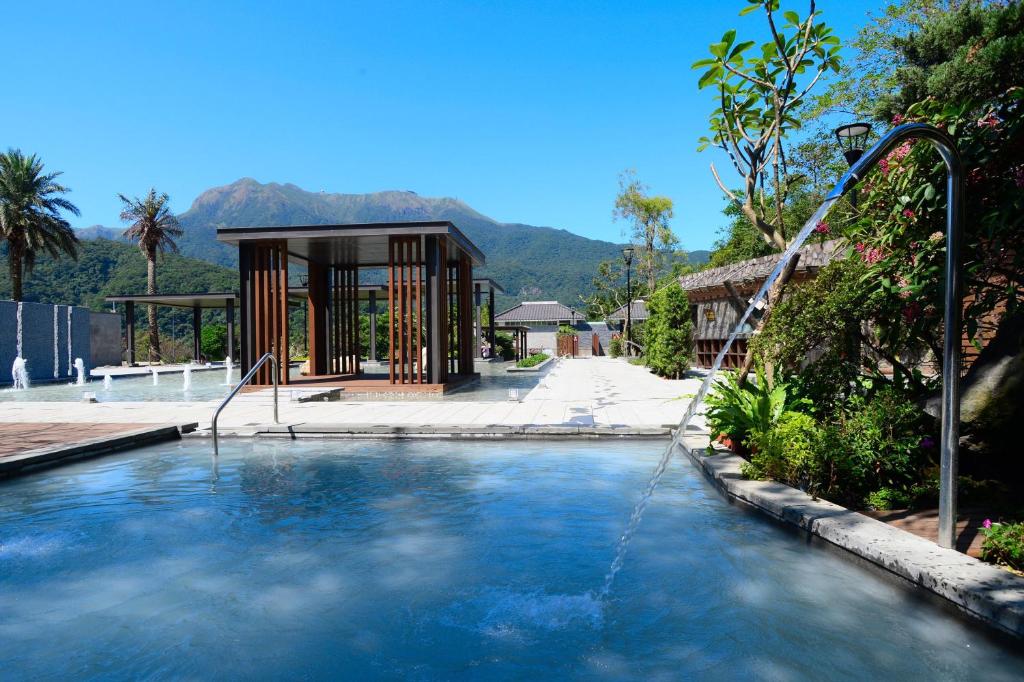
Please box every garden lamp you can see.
[622,247,634,357]
[834,122,872,166]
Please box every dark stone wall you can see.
[0,300,92,385]
[90,312,123,367]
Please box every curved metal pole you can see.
[828,123,963,549]
[211,351,280,456]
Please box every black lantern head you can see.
[834,122,872,166]
[622,246,634,265]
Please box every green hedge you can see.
[516,352,549,368]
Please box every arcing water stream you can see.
[601,196,840,597]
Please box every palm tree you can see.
[119,189,183,363]
[0,150,80,301]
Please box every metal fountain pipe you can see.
[827,122,964,549]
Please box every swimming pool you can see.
[1,439,1020,679]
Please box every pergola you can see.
[473,277,504,359]
[216,221,486,389]
[105,292,237,365]
[501,325,530,361]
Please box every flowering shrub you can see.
[980,521,1024,573]
[842,90,1024,358]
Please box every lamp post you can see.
[622,246,634,357]
[834,122,872,208]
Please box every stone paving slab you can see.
[677,432,1024,638]
[0,359,701,432]
[203,423,672,439]
[0,423,194,478]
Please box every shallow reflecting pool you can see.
[1,440,1020,679]
[0,367,233,402]
[0,361,543,403]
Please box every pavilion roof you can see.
[216,221,485,267]
[678,239,841,293]
[495,301,583,324]
[105,292,237,309]
[607,299,648,322]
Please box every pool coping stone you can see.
[0,423,195,478]
[677,431,1024,639]
[193,423,671,439]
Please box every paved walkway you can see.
[2,358,702,432]
[0,423,144,458]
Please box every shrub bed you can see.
[515,352,549,368]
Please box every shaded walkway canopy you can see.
[217,221,488,387]
[105,292,238,365]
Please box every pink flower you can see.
[892,113,905,125]
[814,221,830,234]
[897,275,912,299]
[862,247,884,265]
[879,158,890,175]
[891,142,913,160]
[855,242,866,253]
[983,519,992,529]
[929,231,944,242]
[978,114,999,129]
[902,209,916,220]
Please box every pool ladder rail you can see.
[211,351,279,456]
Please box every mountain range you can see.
[75,179,708,308]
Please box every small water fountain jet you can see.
[601,122,966,596]
[224,356,234,386]
[74,358,86,386]
[151,368,160,386]
[11,357,30,390]
[103,374,113,391]
[182,365,193,393]
[16,302,24,359]
[66,307,73,378]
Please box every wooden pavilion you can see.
[216,221,486,391]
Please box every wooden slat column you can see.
[424,236,448,384]
[307,262,329,376]
[457,254,474,375]
[124,301,136,366]
[387,236,424,384]
[474,282,482,359]
[331,265,360,375]
[238,239,289,386]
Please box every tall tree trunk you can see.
[147,250,161,362]
[9,240,24,302]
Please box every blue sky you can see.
[5,0,880,251]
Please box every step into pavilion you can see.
[216,221,487,391]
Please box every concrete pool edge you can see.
[0,423,197,478]
[676,432,1024,639]
[189,423,673,438]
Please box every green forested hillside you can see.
[21,180,708,314]
[0,239,237,311]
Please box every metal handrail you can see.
[211,352,279,455]
[827,122,963,549]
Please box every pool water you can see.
[1,439,1021,679]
